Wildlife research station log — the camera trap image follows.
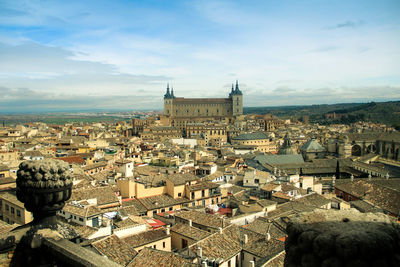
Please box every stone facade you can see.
[163,81,243,120]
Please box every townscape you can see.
[0,85,399,266]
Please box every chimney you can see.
[189,219,192,227]
[266,233,271,241]
[219,227,223,234]
[166,225,170,235]
[350,174,354,182]
[249,260,255,267]
[197,247,202,258]
[244,234,248,244]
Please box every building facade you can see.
[163,81,243,119]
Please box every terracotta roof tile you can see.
[92,235,137,266]
[122,228,169,248]
[127,247,196,267]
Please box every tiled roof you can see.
[114,217,142,229]
[256,199,278,208]
[83,161,108,171]
[56,155,86,165]
[138,194,190,210]
[335,179,400,215]
[243,238,284,258]
[263,251,285,267]
[122,228,169,248]
[0,192,24,208]
[175,210,226,229]
[92,235,137,266]
[0,220,17,235]
[242,218,286,239]
[122,199,147,214]
[170,223,211,241]
[202,171,224,181]
[349,200,383,213]
[267,193,329,219]
[187,181,219,192]
[295,193,330,207]
[70,186,119,207]
[253,154,305,166]
[127,247,196,267]
[189,224,263,261]
[58,217,97,239]
[167,173,198,185]
[232,132,269,141]
[63,204,102,218]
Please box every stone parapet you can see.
[284,209,400,266]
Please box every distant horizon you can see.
[0,99,397,115]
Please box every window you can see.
[178,192,182,197]
[191,192,195,199]
[11,207,14,214]
[153,210,157,216]
[5,204,9,211]
[169,207,173,211]
[17,210,21,217]
[182,238,188,248]
[255,179,259,184]
[163,242,166,248]
[161,208,165,212]
[153,244,156,249]
[79,217,84,222]
[201,190,205,197]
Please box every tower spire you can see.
[171,87,174,98]
[164,83,171,98]
[235,80,239,91]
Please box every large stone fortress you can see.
[163,81,243,118]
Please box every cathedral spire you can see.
[171,87,175,98]
[164,83,171,99]
[232,80,242,95]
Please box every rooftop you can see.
[127,247,196,267]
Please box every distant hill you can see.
[244,101,400,128]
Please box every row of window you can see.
[4,204,21,217]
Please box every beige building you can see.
[0,191,33,225]
[232,132,276,153]
[139,126,182,141]
[163,82,243,130]
[186,123,228,146]
[117,173,227,217]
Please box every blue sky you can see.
[0,0,399,112]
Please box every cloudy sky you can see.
[0,0,399,112]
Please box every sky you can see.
[0,0,400,112]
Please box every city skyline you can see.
[1,0,400,112]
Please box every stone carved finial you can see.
[16,159,73,222]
